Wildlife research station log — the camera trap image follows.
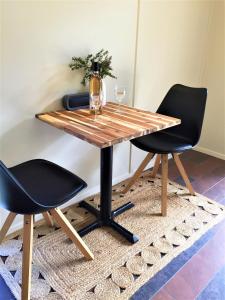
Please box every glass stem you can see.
[94,111,97,121]
[118,101,121,112]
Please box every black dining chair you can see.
[122,84,207,216]
[0,159,94,300]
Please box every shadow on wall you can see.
[35,64,86,111]
[1,63,93,166]
[0,114,100,182]
[1,117,64,166]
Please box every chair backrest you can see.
[0,161,37,214]
[157,84,207,146]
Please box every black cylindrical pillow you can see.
[62,92,89,110]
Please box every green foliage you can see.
[69,49,116,86]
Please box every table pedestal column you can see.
[78,146,139,244]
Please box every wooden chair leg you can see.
[122,152,154,194]
[22,215,33,300]
[173,153,195,195]
[161,154,168,216]
[50,208,94,260]
[42,212,54,227]
[150,154,161,178]
[0,212,17,244]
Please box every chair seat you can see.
[131,131,193,154]
[9,159,87,211]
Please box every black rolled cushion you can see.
[62,92,89,110]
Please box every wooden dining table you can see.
[36,102,181,243]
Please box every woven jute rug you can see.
[1,172,225,300]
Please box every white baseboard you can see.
[194,146,225,160]
[6,172,131,235]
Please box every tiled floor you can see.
[0,150,225,300]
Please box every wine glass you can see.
[114,86,126,112]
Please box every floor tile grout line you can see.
[194,263,225,300]
[202,176,225,196]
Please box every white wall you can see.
[1,0,224,232]
[0,0,137,231]
[131,0,225,171]
[198,0,225,158]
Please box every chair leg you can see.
[50,208,94,260]
[150,154,161,178]
[161,154,168,216]
[122,152,154,194]
[0,212,17,244]
[42,212,54,227]
[173,153,195,195]
[22,215,33,300]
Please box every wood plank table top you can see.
[36,102,181,148]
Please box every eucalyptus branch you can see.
[69,49,116,86]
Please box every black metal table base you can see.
[78,146,139,244]
[78,201,139,244]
